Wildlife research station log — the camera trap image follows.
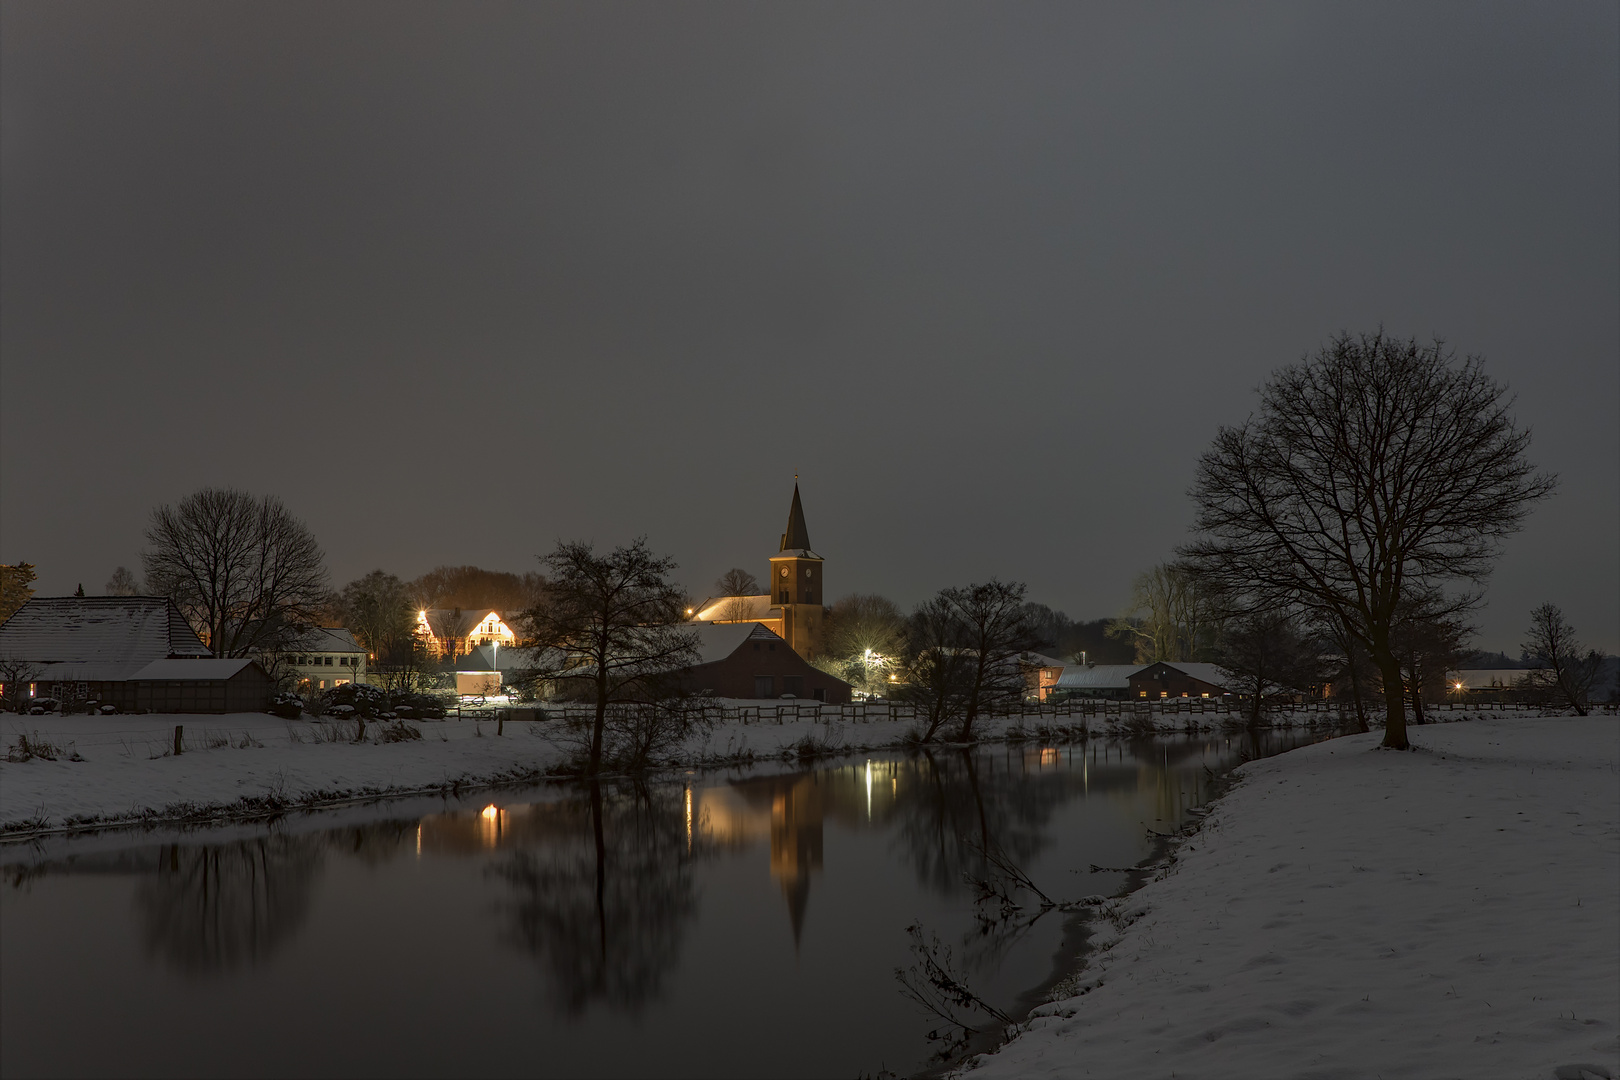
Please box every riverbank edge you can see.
[914,746,1256,1079]
[0,712,1352,843]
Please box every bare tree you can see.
[0,656,43,712]
[821,593,908,695]
[1179,332,1555,749]
[904,597,974,742]
[1107,564,1221,664]
[908,580,1040,742]
[714,568,759,596]
[522,539,699,775]
[105,566,140,595]
[408,565,548,613]
[142,489,330,657]
[1390,599,1474,724]
[718,596,755,623]
[335,571,415,659]
[1214,613,1324,728]
[1519,604,1603,715]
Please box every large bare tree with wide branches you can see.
[143,488,329,657]
[1179,332,1554,749]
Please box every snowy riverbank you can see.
[0,706,1313,836]
[962,715,1620,1080]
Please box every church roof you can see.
[692,594,777,623]
[779,483,814,554]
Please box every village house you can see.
[0,595,274,712]
[270,627,368,692]
[416,608,517,659]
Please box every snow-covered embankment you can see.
[965,716,1620,1080]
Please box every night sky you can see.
[3,2,1616,652]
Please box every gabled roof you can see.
[131,658,261,680]
[1143,662,1232,689]
[1053,664,1141,689]
[283,627,365,654]
[0,597,210,673]
[693,594,778,623]
[692,622,784,665]
[778,483,817,556]
[421,609,509,638]
[462,643,542,672]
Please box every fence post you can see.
[173,725,183,756]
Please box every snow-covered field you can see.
[964,716,1620,1080]
[0,705,1206,833]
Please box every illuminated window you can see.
[1139,691,1147,698]
[1201,692,1209,698]
[1160,691,1168,698]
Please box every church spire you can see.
[779,483,812,553]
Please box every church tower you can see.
[768,483,824,659]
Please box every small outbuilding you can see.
[129,658,276,714]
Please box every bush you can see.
[316,684,448,721]
[378,721,423,743]
[268,693,304,720]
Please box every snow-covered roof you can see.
[1024,652,1068,668]
[692,622,783,665]
[31,662,157,683]
[1152,663,1233,689]
[461,643,545,672]
[692,594,778,623]
[283,627,365,654]
[131,658,260,680]
[0,597,210,678]
[1053,664,1141,689]
[1449,668,1532,689]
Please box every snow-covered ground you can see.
[0,705,1227,833]
[964,716,1620,1080]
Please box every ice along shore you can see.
[960,715,1620,1080]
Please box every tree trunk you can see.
[1370,636,1409,749]
[590,669,608,776]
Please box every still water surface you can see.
[1,730,1334,1078]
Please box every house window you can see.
[324,656,334,666]
[1139,691,1147,698]
[1160,691,1168,698]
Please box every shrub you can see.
[379,721,422,743]
[268,693,304,720]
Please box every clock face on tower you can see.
[780,567,789,578]
[805,568,813,577]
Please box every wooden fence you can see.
[483,696,1613,727]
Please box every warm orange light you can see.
[481,804,499,820]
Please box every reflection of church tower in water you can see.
[769,483,824,659]
[769,778,824,947]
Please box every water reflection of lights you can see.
[684,786,693,852]
[479,804,503,847]
[864,760,872,820]
[1040,747,1059,766]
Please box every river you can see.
[0,727,1339,1078]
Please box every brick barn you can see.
[683,623,853,703]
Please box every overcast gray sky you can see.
[3,2,1616,653]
